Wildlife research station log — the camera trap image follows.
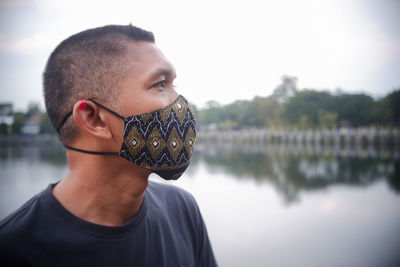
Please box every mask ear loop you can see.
[88,99,125,120]
[57,111,73,133]
[58,99,125,156]
[63,144,120,155]
[56,99,87,133]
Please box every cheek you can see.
[151,89,179,109]
[122,90,179,115]
[110,117,125,146]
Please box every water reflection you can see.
[0,141,66,165]
[2,142,399,205]
[192,143,400,203]
[1,142,400,266]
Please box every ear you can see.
[72,100,113,140]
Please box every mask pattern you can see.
[120,95,196,180]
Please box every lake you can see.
[1,141,400,267]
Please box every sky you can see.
[0,0,399,111]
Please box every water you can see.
[1,142,400,267]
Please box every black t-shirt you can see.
[0,181,217,267]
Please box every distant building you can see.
[22,112,41,135]
[0,103,14,126]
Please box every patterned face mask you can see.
[58,95,196,180]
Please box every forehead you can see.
[124,41,175,79]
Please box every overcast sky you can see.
[0,0,399,111]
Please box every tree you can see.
[370,98,392,125]
[40,113,56,134]
[257,96,283,127]
[282,90,334,127]
[319,112,338,128]
[386,89,400,125]
[25,102,41,118]
[12,112,25,134]
[333,93,374,126]
[271,75,298,104]
[195,80,398,129]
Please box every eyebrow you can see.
[148,67,177,81]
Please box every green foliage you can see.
[334,93,374,126]
[200,99,263,128]
[319,112,338,128]
[0,123,10,134]
[196,77,400,129]
[370,98,392,124]
[369,90,400,125]
[11,112,25,134]
[385,90,400,124]
[25,102,41,118]
[281,91,376,127]
[271,75,298,103]
[257,96,282,127]
[282,90,333,127]
[40,113,56,134]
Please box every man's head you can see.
[43,24,156,143]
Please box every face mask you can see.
[57,95,196,180]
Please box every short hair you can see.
[43,24,155,143]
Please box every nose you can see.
[168,87,179,105]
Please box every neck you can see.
[52,152,151,226]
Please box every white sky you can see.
[0,0,399,110]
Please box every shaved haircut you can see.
[43,24,155,143]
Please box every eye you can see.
[153,80,166,89]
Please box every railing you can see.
[194,142,400,160]
[0,134,60,145]
[197,127,400,147]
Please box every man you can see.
[0,24,217,267]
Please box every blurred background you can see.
[1,0,400,266]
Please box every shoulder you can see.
[147,180,194,198]
[147,181,197,206]
[146,181,201,218]
[0,187,51,266]
[0,186,49,240]
[147,182,218,266]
